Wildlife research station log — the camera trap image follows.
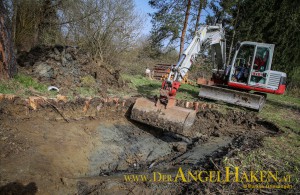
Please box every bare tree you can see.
[37,0,61,45]
[59,0,142,65]
[12,0,61,52]
[2,0,142,71]
[14,0,43,51]
[0,0,17,80]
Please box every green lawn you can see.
[261,94,300,133]
[121,74,200,101]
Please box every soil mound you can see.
[17,45,124,92]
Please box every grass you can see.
[14,74,48,92]
[121,74,200,101]
[267,93,300,107]
[75,87,98,97]
[260,93,300,133]
[0,74,99,98]
[222,130,300,191]
[0,80,17,94]
[0,74,48,96]
[260,104,299,132]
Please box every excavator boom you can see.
[130,24,226,133]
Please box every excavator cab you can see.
[227,41,286,95]
[200,41,286,111]
[229,42,274,87]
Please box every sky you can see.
[134,0,212,36]
[134,0,155,36]
[133,0,213,50]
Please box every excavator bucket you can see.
[199,85,266,111]
[131,98,197,136]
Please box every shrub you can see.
[80,75,96,87]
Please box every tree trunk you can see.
[194,0,204,35]
[227,4,240,66]
[0,1,17,80]
[227,29,236,66]
[12,0,18,43]
[179,0,192,58]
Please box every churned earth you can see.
[0,96,283,194]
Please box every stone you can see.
[65,53,73,61]
[54,47,60,55]
[54,55,61,61]
[61,57,67,67]
[173,142,187,153]
[34,62,54,78]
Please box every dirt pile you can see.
[17,45,124,92]
[190,110,260,138]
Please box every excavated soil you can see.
[17,45,124,95]
[0,97,282,194]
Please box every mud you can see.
[0,97,282,194]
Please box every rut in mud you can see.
[0,97,281,194]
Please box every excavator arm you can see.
[131,24,227,135]
[159,24,226,107]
